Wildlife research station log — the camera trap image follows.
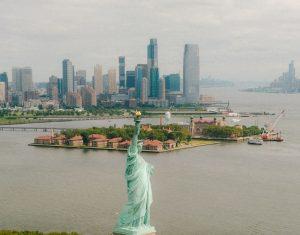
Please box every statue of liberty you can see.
[113,111,156,235]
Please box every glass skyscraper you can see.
[119,56,126,88]
[149,67,159,98]
[126,70,136,89]
[147,38,158,69]
[0,72,8,101]
[62,59,74,96]
[183,44,200,103]
[164,73,180,92]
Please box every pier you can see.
[0,126,67,132]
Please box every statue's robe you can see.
[115,123,154,230]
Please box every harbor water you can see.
[0,88,300,234]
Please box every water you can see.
[1,88,300,234]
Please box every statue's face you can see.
[137,142,143,153]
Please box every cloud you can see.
[0,0,299,81]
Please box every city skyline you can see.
[1,1,300,82]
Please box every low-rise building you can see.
[143,139,163,152]
[92,138,108,148]
[69,135,83,147]
[118,140,131,149]
[88,134,106,146]
[164,139,176,149]
[107,137,122,148]
[34,135,52,145]
[52,135,66,145]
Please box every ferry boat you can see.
[248,138,263,145]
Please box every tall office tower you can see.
[81,86,97,107]
[0,82,5,103]
[76,70,87,86]
[135,65,144,100]
[12,67,21,92]
[108,68,117,94]
[126,70,136,89]
[183,44,200,103]
[147,38,158,69]
[62,59,74,96]
[119,56,126,88]
[141,77,148,104]
[12,67,33,93]
[164,73,180,92]
[102,74,109,94]
[48,75,59,100]
[66,92,82,107]
[93,65,103,95]
[20,67,33,92]
[159,78,166,101]
[0,72,8,101]
[149,67,159,98]
[288,60,295,81]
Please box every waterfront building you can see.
[163,139,176,149]
[93,64,103,95]
[141,77,148,104]
[159,78,166,101]
[62,59,74,96]
[126,70,135,89]
[108,68,117,94]
[52,135,66,145]
[68,135,83,147]
[165,73,180,92]
[107,137,122,148]
[149,67,159,98]
[189,117,226,137]
[80,86,96,107]
[34,136,52,145]
[183,44,200,103]
[0,72,8,102]
[118,140,131,149]
[66,92,82,107]
[119,56,126,88]
[143,139,163,152]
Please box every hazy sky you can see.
[0,0,299,82]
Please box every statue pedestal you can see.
[113,225,156,235]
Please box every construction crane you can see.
[262,110,285,141]
[265,110,285,132]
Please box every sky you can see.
[0,0,299,83]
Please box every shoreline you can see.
[28,140,219,153]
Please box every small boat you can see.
[248,138,263,145]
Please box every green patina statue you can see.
[113,111,156,235]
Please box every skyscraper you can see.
[183,44,200,103]
[159,78,166,101]
[81,86,97,107]
[76,70,87,86]
[164,73,180,92]
[12,67,33,93]
[108,68,117,94]
[288,60,295,81]
[149,67,159,98]
[119,56,126,88]
[93,65,103,95]
[103,74,109,94]
[62,59,74,96]
[0,72,8,102]
[141,77,148,104]
[48,75,59,100]
[135,65,144,100]
[126,70,136,89]
[147,38,158,69]
[0,82,5,103]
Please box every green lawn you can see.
[0,231,79,235]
